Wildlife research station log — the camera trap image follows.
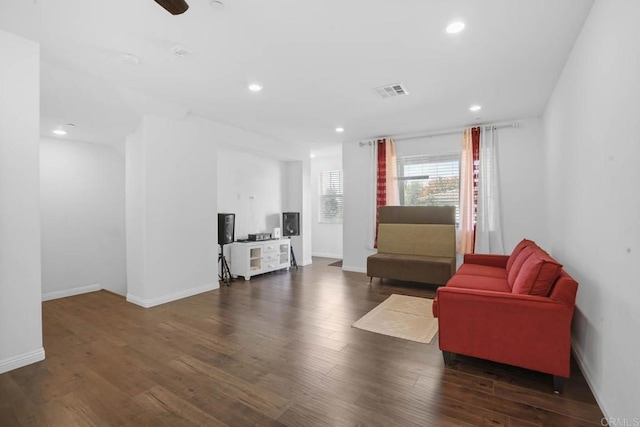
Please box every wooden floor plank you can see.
[0,257,603,426]
[493,382,604,424]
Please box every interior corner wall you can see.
[126,115,219,307]
[0,29,44,373]
[40,137,126,297]
[283,160,312,266]
[342,119,547,273]
[542,0,640,418]
[300,159,312,265]
[493,118,548,251]
[125,129,146,303]
[310,153,343,259]
[342,141,375,272]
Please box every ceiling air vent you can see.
[374,83,409,98]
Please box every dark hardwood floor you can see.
[0,258,603,426]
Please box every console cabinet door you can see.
[230,240,290,280]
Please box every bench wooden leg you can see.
[442,351,453,366]
[553,376,565,394]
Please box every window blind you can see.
[396,153,460,223]
[319,170,343,223]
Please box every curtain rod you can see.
[358,122,520,146]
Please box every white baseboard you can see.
[299,258,313,266]
[42,284,102,301]
[312,252,343,259]
[126,282,219,308]
[342,265,366,273]
[571,338,610,419]
[0,347,45,374]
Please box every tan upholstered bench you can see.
[367,206,456,286]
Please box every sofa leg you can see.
[442,351,453,366]
[368,276,372,285]
[553,376,565,394]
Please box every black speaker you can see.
[218,213,235,245]
[282,212,300,237]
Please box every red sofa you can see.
[432,239,578,393]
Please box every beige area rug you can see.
[352,294,438,344]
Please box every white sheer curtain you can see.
[385,140,399,206]
[475,126,505,254]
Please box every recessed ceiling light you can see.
[335,127,344,133]
[310,153,316,158]
[53,129,67,136]
[469,105,482,112]
[446,21,465,34]
[248,83,263,92]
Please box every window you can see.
[396,153,460,224]
[319,170,343,223]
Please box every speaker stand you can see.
[218,244,233,285]
[288,237,298,270]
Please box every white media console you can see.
[229,239,290,280]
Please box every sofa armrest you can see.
[548,272,578,308]
[436,286,574,377]
[463,253,509,268]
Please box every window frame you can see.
[318,169,344,224]
[395,153,461,224]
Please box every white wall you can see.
[282,160,313,266]
[543,0,640,418]
[217,147,284,240]
[0,29,44,373]
[125,128,146,304]
[494,119,548,251]
[216,153,314,268]
[311,147,343,259]
[126,113,312,306]
[204,116,312,267]
[342,119,547,272]
[126,115,219,307]
[40,137,126,297]
[342,140,377,272]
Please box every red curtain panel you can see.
[374,139,387,248]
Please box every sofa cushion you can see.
[512,250,563,296]
[456,264,507,279]
[507,246,534,289]
[506,239,535,275]
[377,223,456,257]
[446,274,511,293]
[367,252,455,285]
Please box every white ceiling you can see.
[0,0,594,146]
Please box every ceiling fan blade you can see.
[154,0,189,15]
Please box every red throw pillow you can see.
[512,250,563,296]
[507,246,534,289]
[506,239,536,275]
